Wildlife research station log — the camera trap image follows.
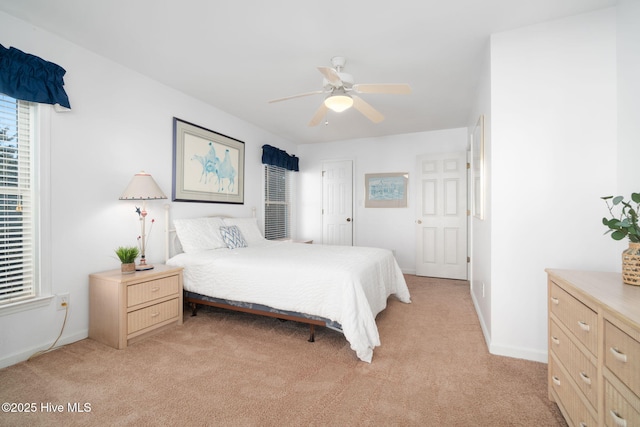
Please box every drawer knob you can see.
[551,375,561,386]
[579,423,588,427]
[551,336,560,345]
[577,321,590,332]
[579,371,591,385]
[151,287,160,292]
[609,410,627,427]
[551,297,559,305]
[610,347,628,363]
[151,312,159,318]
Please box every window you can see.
[264,164,295,240]
[0,94,36,306]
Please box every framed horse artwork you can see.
[172,117,245,204]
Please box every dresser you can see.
[547,269,640,427]
[89,265,184,349]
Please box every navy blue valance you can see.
[262,144,299,171]
[0,44,71,109]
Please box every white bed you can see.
[165,216,411,362]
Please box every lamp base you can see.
[136,264,155,271]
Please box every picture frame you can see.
[472,114,484,219]
[364,172,408,208]
[172,117,245,204]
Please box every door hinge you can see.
[467,162,470,169]
[467,256,471,263]
[467,210,471,216]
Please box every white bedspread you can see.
[167,240,411,362]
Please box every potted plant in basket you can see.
[115,246,139,274]
[602,193,640,285]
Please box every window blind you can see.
[264,164,295,240]
[0,94,35,305]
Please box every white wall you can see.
[297,128,467,273]
[467,41,492,345]
[617,0,640,196]
[0,11,296,368]
[487,8,618,362]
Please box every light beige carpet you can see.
[0,275,566,426]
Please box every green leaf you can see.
[613,195,624,205]
[601,195,613,200]
[632,193,640,203]
[612,230,627,240]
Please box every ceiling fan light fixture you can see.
[324,94,353,113]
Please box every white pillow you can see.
[222,217,265,245]
[173,217,226,253]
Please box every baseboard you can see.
[0,330,88,370]
[470,291,547,364]
[470,290,492,352]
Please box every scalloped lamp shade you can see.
[119,171,167,200]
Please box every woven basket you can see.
[622,242,640,286]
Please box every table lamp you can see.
[119,171,167,270]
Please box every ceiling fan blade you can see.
[269,90,324,103]
[308,103,329,127]
[317,66,342,86]
[352,95,384,123]
[352,83,411,94]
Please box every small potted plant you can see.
[602,193,640,285]
[115,246,139,274]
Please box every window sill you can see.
[0,295,54,317]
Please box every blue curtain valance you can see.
[262,144,299,171]
[0,44,71,109]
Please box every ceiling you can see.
[0,0,617,144]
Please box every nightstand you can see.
[89,264,183,349]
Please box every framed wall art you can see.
[364,172,408,208]
[472,114,484,219]
[172,117,245,204]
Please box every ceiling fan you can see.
[268,56,411,126]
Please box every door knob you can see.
[346,218,352,222]
[417,220,422,224]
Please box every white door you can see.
[416,152,468,279]
[322,160,353,245]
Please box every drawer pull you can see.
[551,375,561,386]
[551,336,560,345]
[610,347,628,363]
[151,287,160,292]
[577,321,590,332]
[579,423,588,427]
[609,410,627,427]
[578,371,591,385]
[151,312,160,318]
[551,297,559,305]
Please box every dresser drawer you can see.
[550,282,598,355]
[604,379,640,427]
[550,319,598,409]
[127,275,181,307]
[128,298,180,334]
[550,357,598,427]
[605,320,640,397]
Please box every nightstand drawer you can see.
[605,320,640,397]
[127,275,180,307]
[550,319,598,409]
[550,281,598,355]
[128,298,180,334]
